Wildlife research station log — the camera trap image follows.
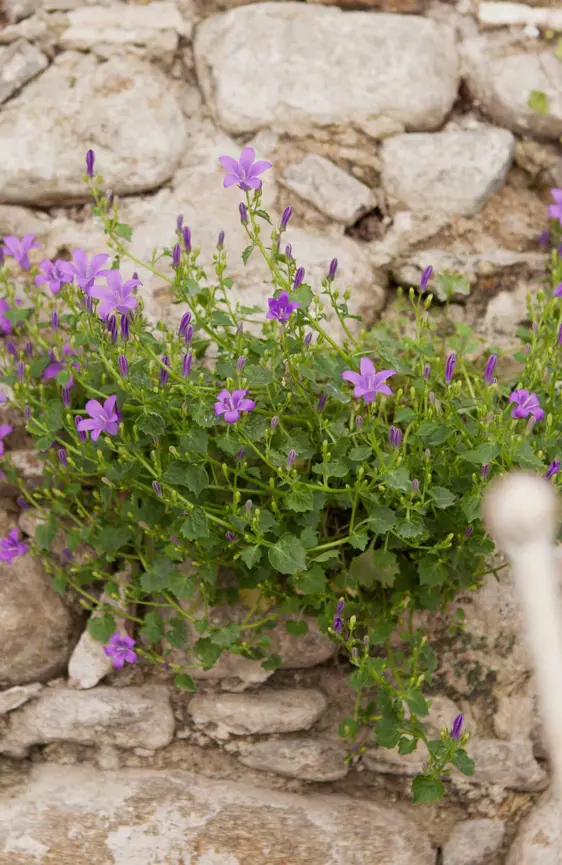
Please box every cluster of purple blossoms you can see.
[0,528,28,564]
[214,389,255,424]
[103,632,137,669]
[341,357,396,404]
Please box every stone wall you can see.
[0,0,561,862]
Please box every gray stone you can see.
[462,34,562,141]
[281,154,376,224]
[0,554,76,687]
[506,793,562,865]
[0,685,175,757]
[464,738,548,792]
[188,688,327,738]
[443,818,506,865]
[60,3,190,65]
[194,4,459,137]
[270,615,335,669]
[0,683,42,715]
[0,40,48,104]
[2,0,42,23]
[381,128,514,216]
[0,52,188,205]
[238,737,349,781]
[0,763,435,864]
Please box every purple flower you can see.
[90,270,140,320]
[160,356,170,386]
[420,265,433,291]
[76,395,120,441]
[546,460,560,480]
[59,249,109,294]
[239,203,248,225]
[236,447,246,461]
[61,386,71,408]
[219,147,272,191]
[411,478,419,495]
[183,226,191,252]
[179,311,192,336]
[484,354,497,385]
[0,423,13,457]
[182,353,193,377]
[445,352,456,384]
[217,231,225,248]
[172,243,181,269]
[553,283,562,298]
[0,300,16,334]
[1,234,40,270]
[51,311,59,330]
[184,325,193,346]
[508,389,544,422]
[293,267,305,289]
[43,344,78,386]
[342,357,396,404]
[304,332,313,347]
[152,480,162,496]
[120,314,129,340]
[75,415,87,443]
[328,258,338,280]
[280,206,293,231]
[389,425,402,448]
[58,448,68,467]
[214,389,255,424]
[450,714,464,740]
[318,393,328,412]
[423,364,431,381]
[103,632,137,669]
[0,528,28,563]
[86,149,95,178]
[481,464,489,478]
[225,531,237,542]
[35,259,69,295]
[270,416,279,430]
[287,448,297,469]
[237,355,246,372]
[333,599,345,634]
[266,291,300,323]
[547,188,562,225]
[118,355,128,378]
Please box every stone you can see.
[506,793,562,865]
[462,34,562,141]
[60,3,190,65]
[0,53,188,205]
[68,566,133,689]
[281,154,376,224]
[443,818,506,865]
[2,0,42,23]
[463,738,548,792]
[0,40,48,104]
[308,0,429,10]
[194,4,459,136]
[188,688,327,738]
[237,737,349,781]
[478,2,562,30]
[381,128,514,216]
[0,685,175,757]
[269,615,335,669]
[0,554,76,687]
[0,763,436,864]
[0,683,42,715]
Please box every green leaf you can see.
[406,691,429,717]
[453,749,475,777]
[255,209,272,224]
[45,401,63,433]
[375,717,401,749]
[291,564,326,594]
[398,737,418,755]
[312,460,349,478]
[87,613,117,644]
[97,526,131,555]
[528,89,549,116]
[167,569,197,599]
[300,526,318,549]
[418,556,448,588]
[174,673,196,692]
[292,284,313,309]
[284,619,309,636]
[396,516,426,540]
[415,422,453,446]
[339,717,359,739]
[349,446,372,462]
[192,402,216,428]
[180,428,209,454]
[241,244,255,264]
[268,533,307,575]
[240,545,262,569]
[433,272,470,302]
[349,667,372,690]
[183,466,209,497]
[349,548,399,589]
[385,466,410,492]
[136,412,166,437]
[194,637,223,669]
[514,439,544,470]
[286,485,315,513]
[394,407,417,423]
[461,442,500,464]
[367,506,396,534]
[244,365,273,387]
[261,653,282,671]
[141,564,172,592]
[140,611,164,644]
[462,492,482,523]
[180,507,209,541]
[349,531,369,551]
[166,617,189,649]
[184,278,200,298]
[210,622,240,648]
[35,520,57,550]
[114,222,133,242]
[411,775,445,804]
[313,550,341,563]
[431,487,457,509]
[209,310,233,327]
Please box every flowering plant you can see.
[1,151,561,803]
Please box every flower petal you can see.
[239,147,255,172]
[342,370,362,386]
[84,399,104,419]
[214,402,226,416]
[219,155,240,173]
[248,160,272,177]
[237,399,255,412]
[359,356,375,377]
[224,410,240,423]
[223,174,239,188]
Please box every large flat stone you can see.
[0,40,48,104]
[194,4,459,136]
[281,154,376,224]
[506,793,562,865]
[381,128,515,216]
[0,52,188,204]
[0,763,435,864]
[237,737,349,781]
[443,818,506,865]
[0,685,175,757]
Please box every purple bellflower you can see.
[547,189,562,225]
[484,354,497,385]
[420,265,433,291]
[214,389,255,424]
[77,395,120,441]
[450,714,464,740]
[0,424,13,457]
[59,249,109,294]
[508,389,544,422]
[1,234,40,270]
[546,460,560,480]
[43,344,78,387]
[266,291,300,323]
[341,357,396,404]
[0,528,28,563]
[445,352,456,384]
[85,149,95,178]
[333,599,345,634]
[90,270,140,320]
[35,259,70,295]
[103,633,137,669]
[219,147,272,191]
[389,426,403,448]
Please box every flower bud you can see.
[225,531,237,542]
[481,463,489,478]
[75,415,87,442]
[16,360,24,380]
[51,311,59,330]
[293,267,305,289]
[411,478,419,494]
[270,416,279,430]
[285,244,292,260]
[179,311,192,337]
[484,354,497,385]
[120,314,129,340]
[304,332,313,347]
[287,448,296,468]
[318,393,328,412]
[236,447,246,461]
[217,230,225,248]
[24,405,31,421]
[389,426,402,448]
[62,386,71,407]
[355,415,363,429]
[85,149,95,178]
[328,258,338,280]
[280,206,293,231]
[245,499,253,513]
[464,526,473,538]
[420,265,433,291]
[176,214,183,232]
[118,355,128,378]
[445,352,456,384]
[239,203,249,225]
[58,448,68,467]
[172,243,181,268]
[152,481,162,497]
[182,352,193,377]
[159,356,170,386]
[183,226,191,253]
[185,325,193,346]
[237,355,246,372]
[423,364,431,381]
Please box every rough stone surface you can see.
[0,39,48,104]
[2,0,42,23]
[443,818,507,865]
[60,3,190,64]
[0,683,42,716]
[237,737,349,781]
[0,763,435,864]
[462,35,562,141]
[506,793,562,865]
[0,555,76,688]
[281,154,377,224]
[381,128,515,216]
[195,4,459,136]
[188,688,328,738]
[0,685,175,757]
[464,738,548,792]
[0,53,188,204]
